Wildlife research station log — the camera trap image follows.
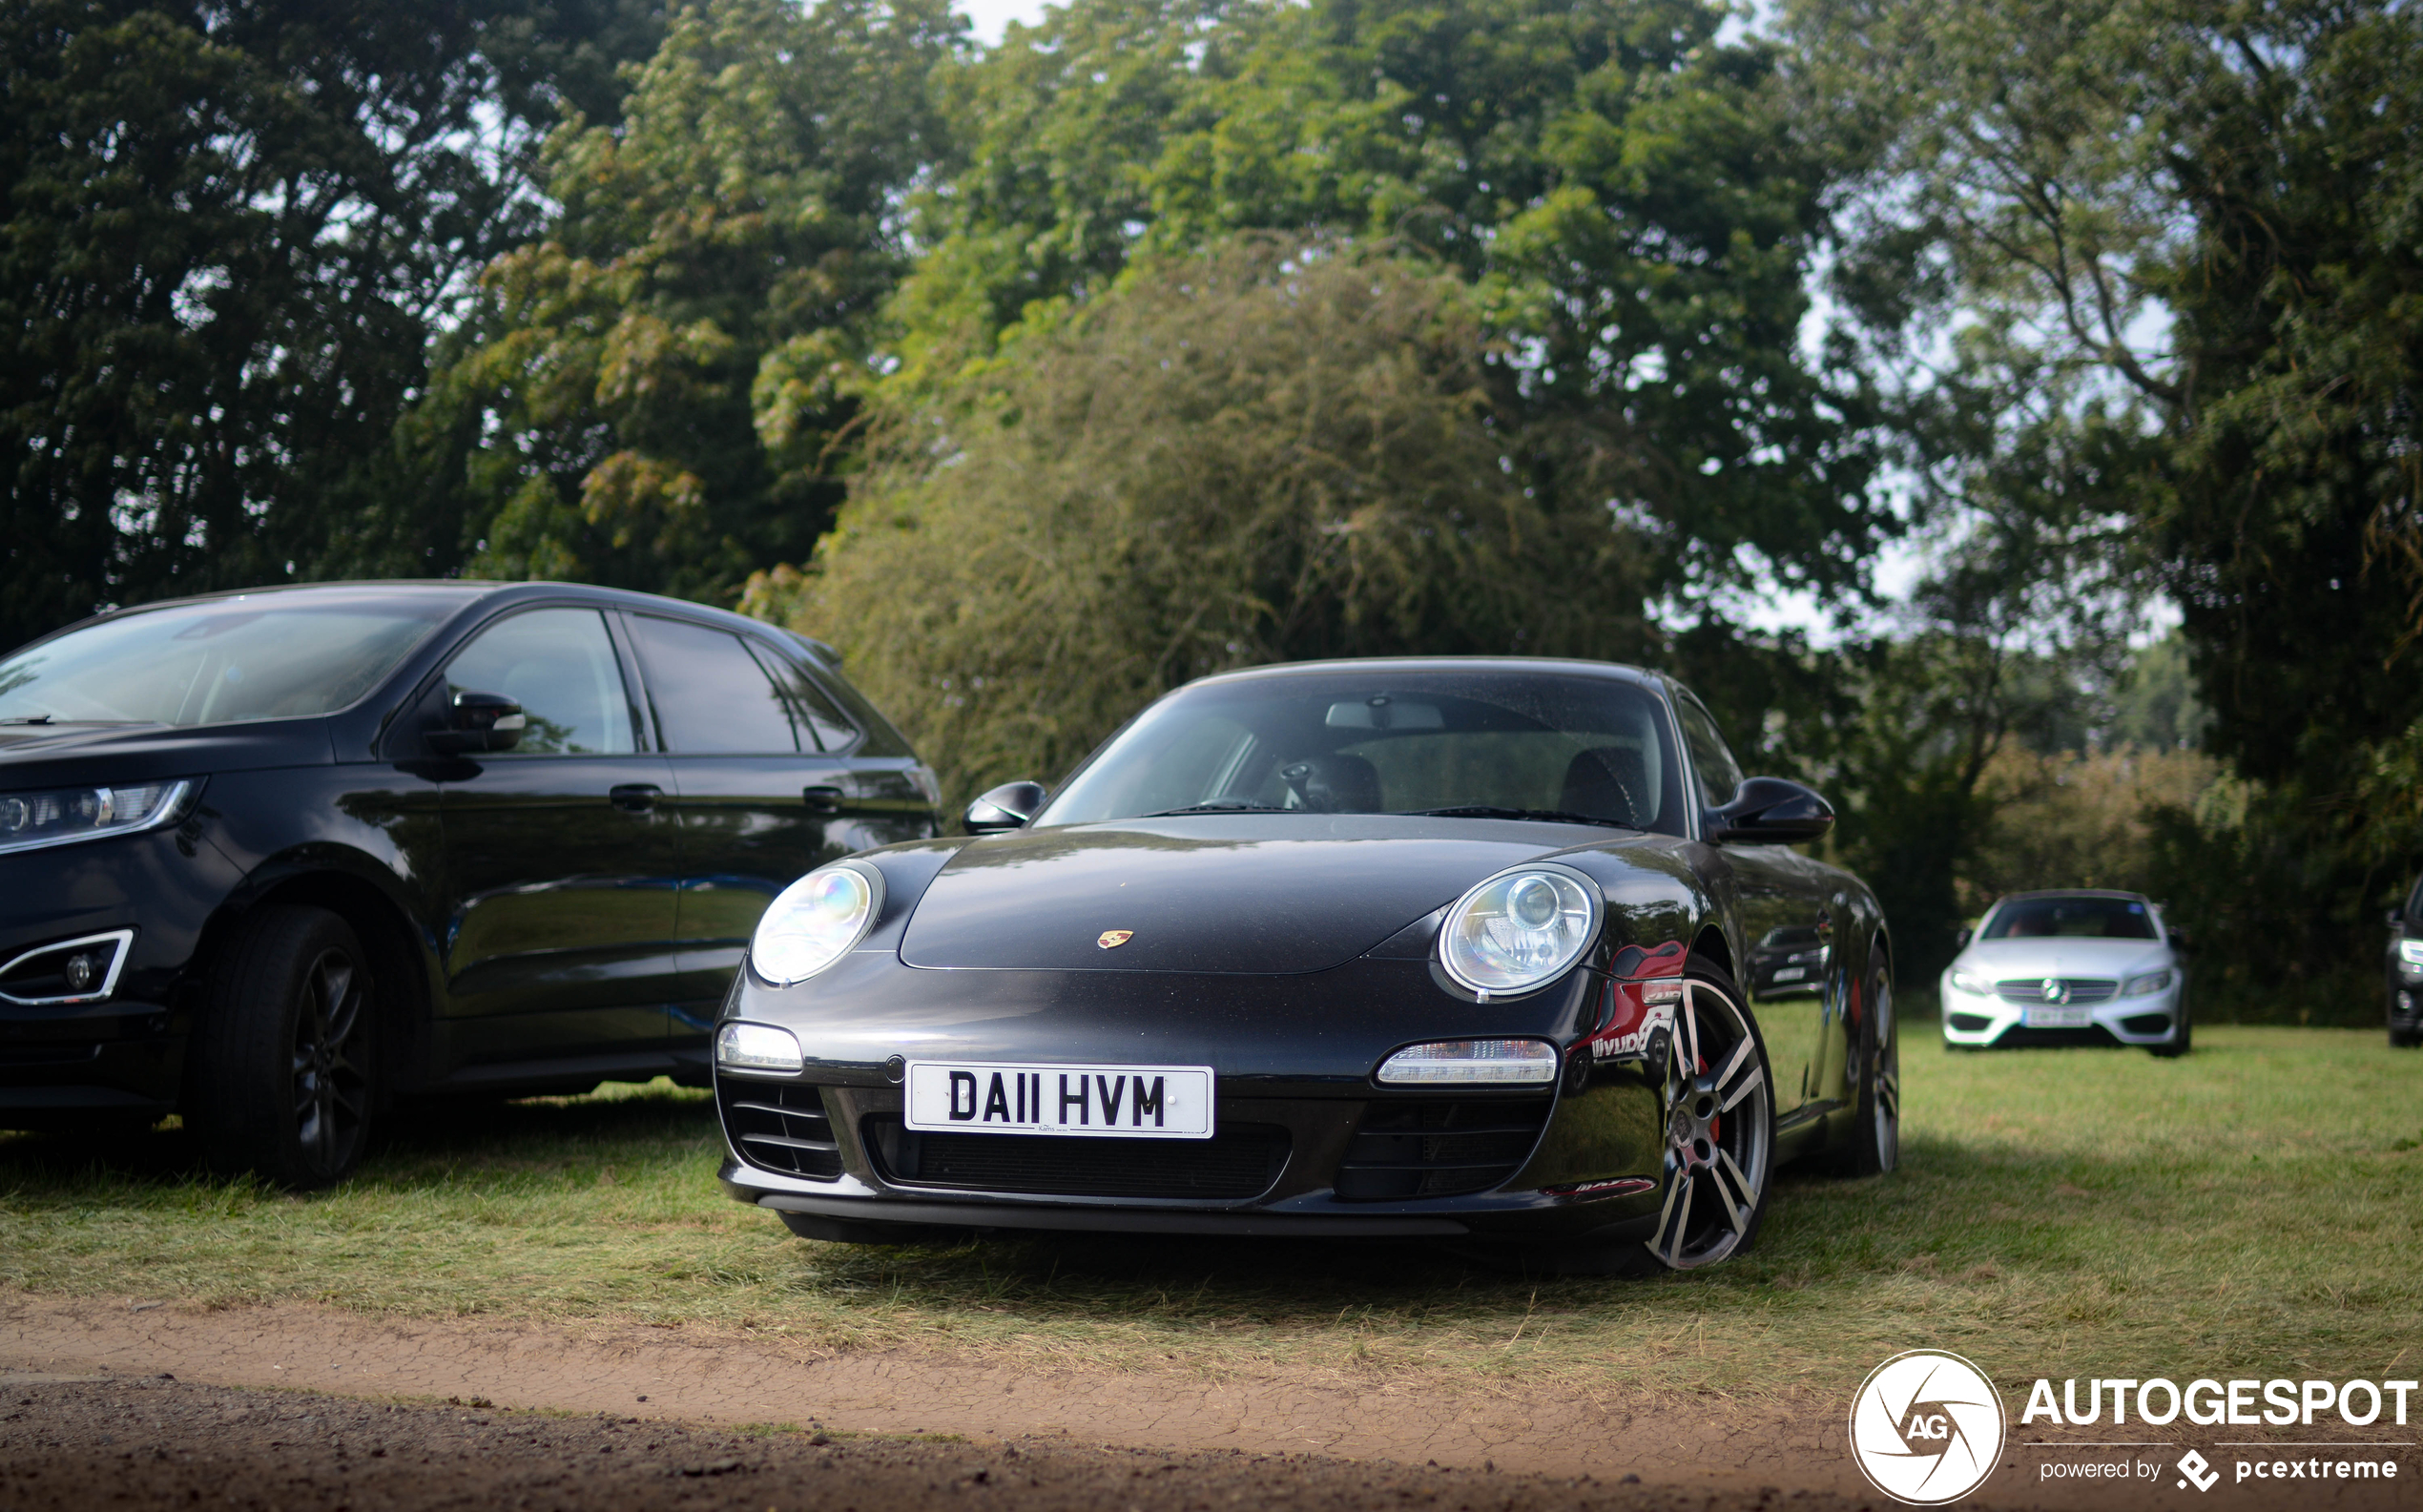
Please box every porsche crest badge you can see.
[1097,930,1133,949]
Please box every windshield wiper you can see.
[1404,805,1638,831]
[1144,800,1296,816]
[0,715,55,725]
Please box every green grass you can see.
[3,1026,2417,1399]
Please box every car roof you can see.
[37,579,841,665]
[1179,655,1667,692]
[1989,889,2155,904]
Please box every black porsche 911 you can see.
[712,659,1897,1273]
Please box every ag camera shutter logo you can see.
[1850,1350,2008,1504]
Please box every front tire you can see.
[187,906,379,1190]
[2150,994,2193,1058]
[1645,956,1774,1271]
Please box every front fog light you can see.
[1377,1039,1558,1085]
[715,1022,804,1073]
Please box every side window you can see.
[1673,690,1747,809]
[627,615,802,754]
[445,609,636,756]
[755,647,858,753]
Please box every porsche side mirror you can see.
[427,690,526,756]
[1707,777,1834,845]
[964,780,1046,835]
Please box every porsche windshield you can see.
[0,595,459,728]
[1039,669,1688,835]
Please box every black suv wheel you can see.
[188,906,379,1189]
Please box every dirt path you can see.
[1,1292,2412,1509]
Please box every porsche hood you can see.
[897,815,1589,974]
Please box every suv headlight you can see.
[2123,968,2175,997]
[750,862,883,985]
[0,779,197,856]
[2398,939,2423,966]
[1438,863,1601,996]
[1947,968,1991,996]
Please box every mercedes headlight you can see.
[2123,968,2175,997]
[0,779,196,857]
[1946,968,1992,996]
[1438,863,1601,996]
[750,862,883,986]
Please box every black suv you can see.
[0,581,939,1184]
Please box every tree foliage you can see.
[751,239,1657,802]
[1791,0,2423,1001]
[0,0,663,650]
[892,0,1896,615]
[404,0,962,602]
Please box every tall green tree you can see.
[887,0,1898,618]
[406,0,961,603]
[0,0,663,650]
[1788,0,2423,999]
[756,238,1659,802]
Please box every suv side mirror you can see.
[1955,925,1973,950]
[2168,924,2192,953]
[1707,777,1834,845]
[427,690,526,756]
[964,780,1046,835]
[2391,909,2407,931]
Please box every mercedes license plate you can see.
[2023,1005,2093,1028]
[902,1061,1214,1139]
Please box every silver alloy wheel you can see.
[289,946,368,1171]
[1648,979,1772,1270]
[1872,975,1899,1172]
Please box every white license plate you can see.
[2023,1005,2093,1028]
[902,1061,1215,1140]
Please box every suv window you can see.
[628,615,806,754]
[445,609,636,755]
[1672,689,1747,808]
[759,651,858,753]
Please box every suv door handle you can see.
[609,783,662,813]
[801,784,846,815]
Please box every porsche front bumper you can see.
[713,951,1673,1243]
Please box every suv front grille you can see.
[864,1117,1288,1200]
[1335,1096,1554,1201]
[719,1081,841,1179]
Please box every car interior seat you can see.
[1280,754,1383,813]
[1560,745,1646,825]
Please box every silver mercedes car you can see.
[1938,890,2188,1056]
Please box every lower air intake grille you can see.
[720,1081,841,1179]
[866,1118,1288,1200]
[1336,1096,1554,1201]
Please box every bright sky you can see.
[959,0,1051,43]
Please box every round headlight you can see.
[1439,863,1602,995]
[750,862,883,985]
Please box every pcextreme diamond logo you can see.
[1850,1350,2009,1505]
